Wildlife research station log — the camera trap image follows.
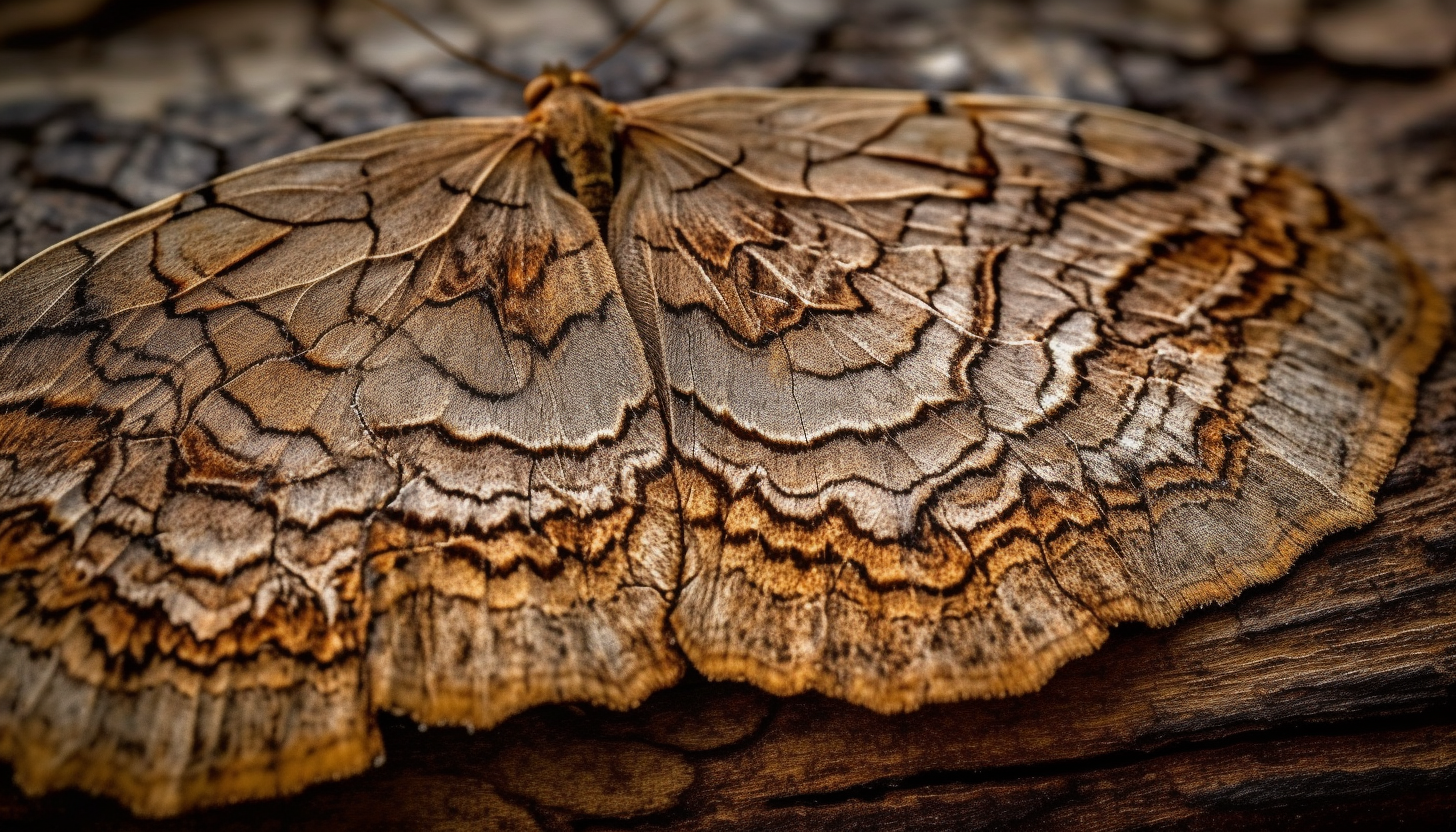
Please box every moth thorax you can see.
[533,82,620,225]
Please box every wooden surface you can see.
[0,0,1453,828]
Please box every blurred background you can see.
[0,1,1454,829]
[1,0,1454,277]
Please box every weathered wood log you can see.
[0,0,1452,828]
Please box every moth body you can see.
[527,66,621,228]
[0,41,1444,821]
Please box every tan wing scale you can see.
[614,89,1446,708]
[0,117,681,815]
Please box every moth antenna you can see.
[582,0,674,71]
[365,0,530,87]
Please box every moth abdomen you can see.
[531,78,621,229]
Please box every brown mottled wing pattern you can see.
[0,118,680,815]
[615,89,1445,708]
[0,83,1445,816]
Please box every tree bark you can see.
[0,0,1453,828]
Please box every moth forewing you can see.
[0,13,1445,819]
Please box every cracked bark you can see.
[1,0,1454,828]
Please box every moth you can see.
[0,0,1445,817]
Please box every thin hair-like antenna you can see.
[365,0,530,87]
[582,0,673,71]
